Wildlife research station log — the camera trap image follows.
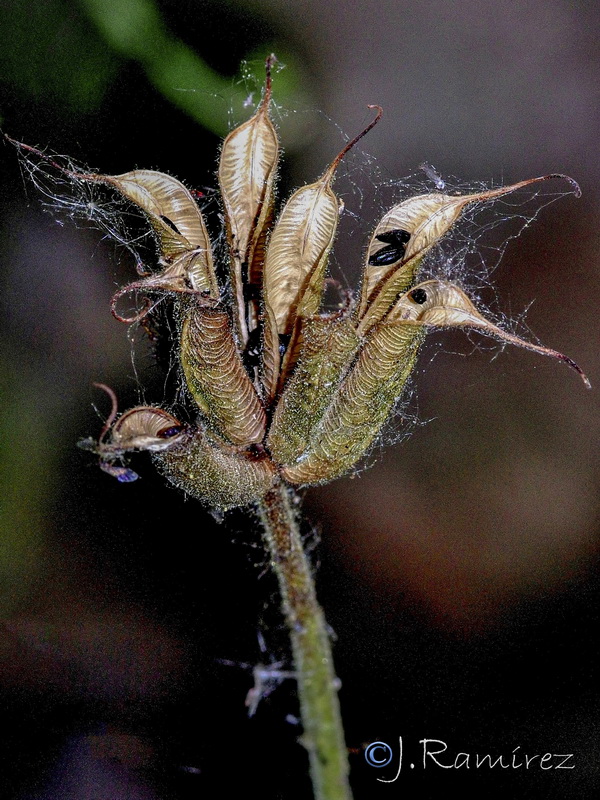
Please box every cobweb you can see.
[6,87,583,717]
[292,114,581,457]
[8,96,580,460]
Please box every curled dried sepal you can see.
[358,174,580,331]
[154,428,277,510]
[86,385,186,481]
[390,280,590,387]
[264,106,383,336]
[219,55,280,344]
[110,253,219,324]
[180,303,267,445]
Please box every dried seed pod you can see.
[358,174,579,330]
[87,169,219,297]
[259,300,282,404]
[180,302,267,446]
[219,56,279,344]
[389,280,590,386]
[5,138,219,298]
[281,322,424,485]
[267,316,360,466]
[264,106,383,336]
[154,428,277,510]
[105,406,186,452]
[95,404,186,482]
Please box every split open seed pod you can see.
[264,106,382,337]
[219,55,280,344]
[89,170,218,296]
[104,406,186,453]
[389,279,590,387]
[358,174,580,332]
[96,405,186,483]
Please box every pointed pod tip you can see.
[560,355,591,389]
[326,104,383,180]
[502,331,591,389]
[367,104,383,120]
[489,325,591,390]
[545,173,582,198]
[263,54,278,105]
[529,341,590,388]
[518,173,581,198]
[471,173,582,204]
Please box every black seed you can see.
[158,425,183,438]
[369,229,411,266]
[410,288,428,304]
[368,245,403,266]
[243,327,262,369]
[376,229,411,246]
[159,215,181,235]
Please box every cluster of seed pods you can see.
[68,58,587,510]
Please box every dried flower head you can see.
[10,56,589,511]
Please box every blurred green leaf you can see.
[0,0,119,113]
[79,0,310,137]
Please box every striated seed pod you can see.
[219,56,280,344]
[259,300,282,404]
[281,321,424,485]
[357,174,578,331]
[5,138,220,298]
[180,301,267,446]
[267,316,359,466]
[153,428,277,510]
[264,106,383,336]
[109,406,186,451]
[389,280,590,386]
[91,169,219,297]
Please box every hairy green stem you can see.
[257,482,352,800]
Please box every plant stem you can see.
[257,481,353,800]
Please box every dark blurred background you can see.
[1,0,599,798]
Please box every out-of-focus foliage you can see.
[0,0,306,134]
[0,0,119,115]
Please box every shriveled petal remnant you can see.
[19,58,585,508]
